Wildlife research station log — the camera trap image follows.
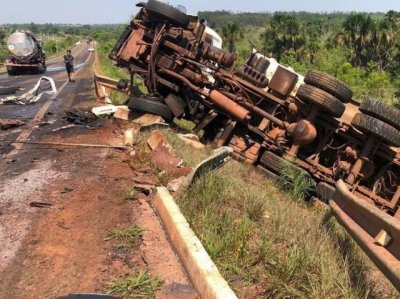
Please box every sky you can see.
[1,0,400,24]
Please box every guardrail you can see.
[93,42,126,101]
[330,180,400,291]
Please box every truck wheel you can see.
[297,84,345,118]
[351,113,400,147]
[146,0,190,27]
[128,97,173,121]
[304,71,353,103]
[259,151,311,179]
[359,98,400,130]
[316,182,335,203]
[0,86,18,95]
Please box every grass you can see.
[122,187,138,201]
[107,269,163,298]
[168,136,397,298]
[277,162,316,201]
[105,225,144,249]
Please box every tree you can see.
[220,23,243,53]
[335,13,375,67]
[262,13,305,62]
[0,29,6,45]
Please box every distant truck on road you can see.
[4,32,47,76]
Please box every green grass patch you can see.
[107,269,163,298]
[105,225,143,249]
[122,187,138,201]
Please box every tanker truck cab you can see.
[5,31,47,76]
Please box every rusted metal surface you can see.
[330,180,400,291]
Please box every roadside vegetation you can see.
[105,225,144,250]
[107,269,163,298]
[200,10,400,105]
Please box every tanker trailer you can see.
[4,32,47,76]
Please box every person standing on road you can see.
[63,50,75,82]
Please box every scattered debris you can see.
[124,128,138,147]
[167,177,186,193]
[114,106,131,120]
[0,119,25,130]
[177,134,205,149]
[147,131,191,178]
[0,77,57,105]
[64,109,103,127]
[134,114,167,128]
[14,141,128,150]
[30,202,52,208]
[91,105,118,116]
[52,124,76,132]
[147,130,171,151]
[0,85,19,95]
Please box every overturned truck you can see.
[101,0,400,290]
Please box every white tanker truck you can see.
[4,32,47,76]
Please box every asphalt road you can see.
[0,42,93,156]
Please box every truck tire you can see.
[7,69,18,76]
[0,86,18,95]
[297,84,345,118]
[304,71,353,103]
[37,63,45,74]
[351,113,400,147]
[259,151,310,179]
[146,0,190,27]
[359,98,400,130]
[128,97,173,121]
[316,182,335,203]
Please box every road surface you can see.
[0,43,195,298]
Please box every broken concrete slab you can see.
[114,105,131,120]
[147,131,192,179]
[177,134,205,149]
[134,114,166,126]
[0,119,25,130]
[147,130,171,151]
[167,177,186,193]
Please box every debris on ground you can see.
[167,177,186,193]
[91,105,118,116]
[63,108,104,127]
[147,131,191,178]
[0,76,56,105]
[134,114,167,129]
[177,134,205,149]
[52,124,76,132]
[114,106,131,120]
[0,86,19,96]
[124,127,140,147]
[0,119,25,130]
[29,202,52,208]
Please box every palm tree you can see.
[335,13,374,67]
[262,13,305,61]
[220,23,243,53]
